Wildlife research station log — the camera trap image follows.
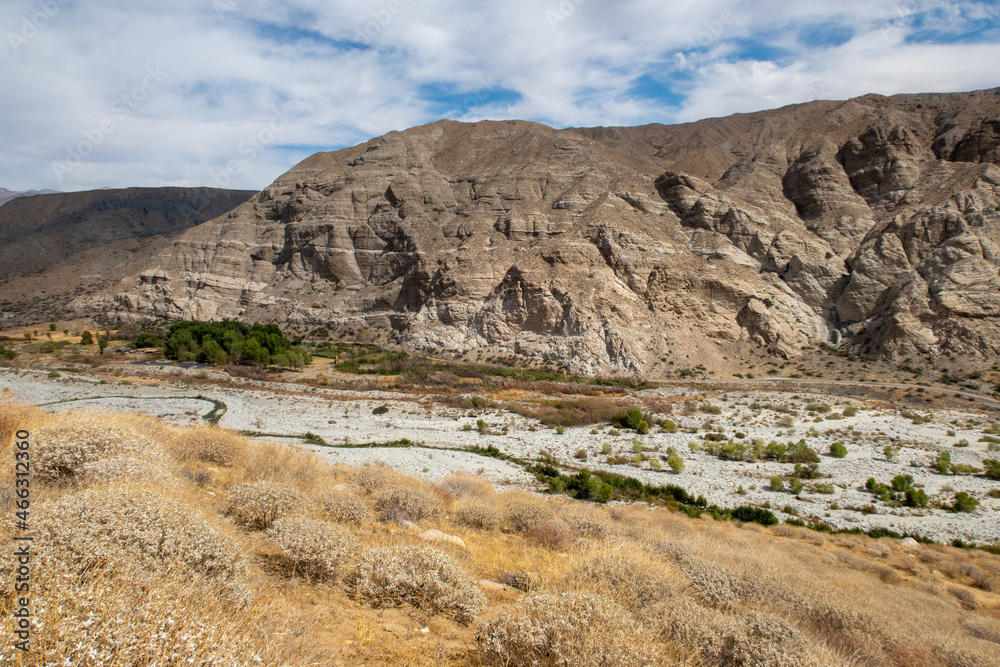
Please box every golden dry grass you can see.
[1,400,999,666]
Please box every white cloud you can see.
[0,0,996,191]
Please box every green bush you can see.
[667,456,684,474]
[555,425,565,435]
[372,406,389,416]
[731,506,778,526]
[952,492,979,513]
[769,476,784,492]
[904,487,928,508]
[842,406,858,417]
[829,442,847,458]
[984,459,1000,481]
[788,477,804,495]
[609,408,649,433]
[80,330,94,345]
[934,451,952,475]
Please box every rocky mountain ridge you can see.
[42,90,1000,373]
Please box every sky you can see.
[1,0,998,193]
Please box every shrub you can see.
[504,499,554,533]
[788,477,805,495]
[477,592,660,667]
[559,507,609,538]
[776,416,795,428]
[33,413,159,480]
[319,489,369,524]
[80,456,172,484]
[455,503,502,530]
[667,455,685,474]
[661,420,678,433]
[769,476,785,492]
[952,492,979,513]
[601,442,612,455]
[555,425,565,435]
[566,549,674,612]
[168,426,248,466]
[843,406,858,417]
[226,480,310,530]
[732,506,778,526]
[347,546,485,623]
[829,442,848,458]
[528,518,572,549]
[372,486,443,522]
[352,464,397,492]
[935,451,952,475]
[372,405,389,415]
[699,403,722,415]
[37,487,245,579]
[266,516,355,580]
[440,473,495,498]
[574,448,588,460]
[984,459,1000,481]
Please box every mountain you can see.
[0,187,256,323]
[23,89,1000,374]
[0,187,60,206]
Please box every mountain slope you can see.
[81,89,1000,373]
[0,187,255,323]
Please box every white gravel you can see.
[4,366,998,545]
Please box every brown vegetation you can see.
[1,400,999,666]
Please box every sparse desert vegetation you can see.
[2,400,1000,666]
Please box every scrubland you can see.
[2,400,1000,666]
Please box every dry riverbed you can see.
[3,365,999,545]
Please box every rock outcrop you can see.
[20,89,1000,373]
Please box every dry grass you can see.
[3,399,1000,667]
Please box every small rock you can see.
[900,537,919,548]
[399,519,422,532]
[420,627,430,634]
[420,528,467,549]
[478,579,516,592]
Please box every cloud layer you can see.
[2,0,998,191]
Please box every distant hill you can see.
[0,187,60,207]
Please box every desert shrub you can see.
[37,487,245,579]
[843,406,858,417]
[347,546,485,623]
[226,480,310,530]
[440,472,495,498]
[504,499,554,533]
[455,503,503,531]
[33,412,159,480]
[372,405,389,415]
[829,442,848,458]
[352,463,398,492]
[566,547,675,612]
[266,516,356,580]
[319,489,370,524]
[477,592,662,667]
[168,426,248,466]
[559,506,610,538]
[667,455,685,473]
[372,486,443,522]
[983,459,1000,481]
[769,476,784,492]
[79,456,173,483]
[527,518,572,549]
[866,542,892,559]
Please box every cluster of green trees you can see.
[162,320,310,368]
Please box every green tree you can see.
[97,337,109,355]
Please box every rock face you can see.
[79,89,1000,372]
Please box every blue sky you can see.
[1,0,998,192]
